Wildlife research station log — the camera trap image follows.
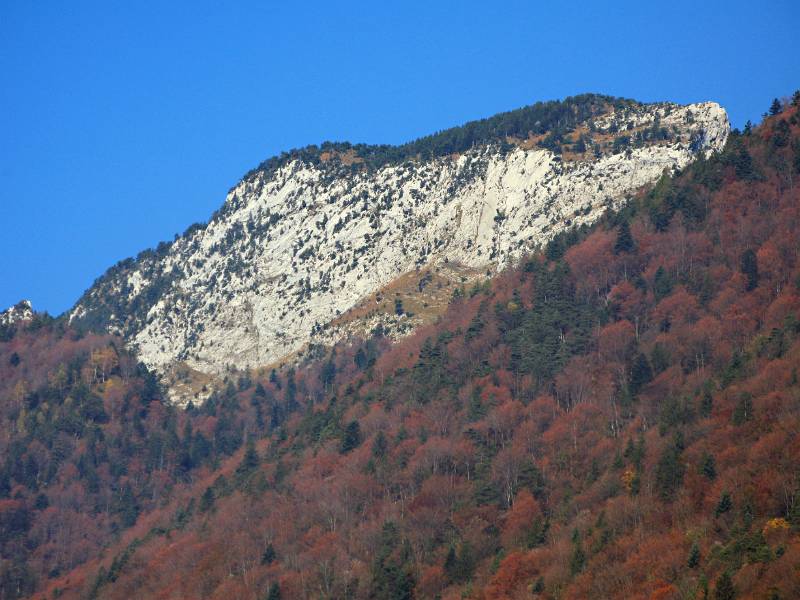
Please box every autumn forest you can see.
[2,96,800,600]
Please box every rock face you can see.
[1,300,33,326]
[69,97,729,381]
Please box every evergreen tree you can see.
[371,431,388,459]
[700,387,714,418]
[261,543,276,565]
[266,582,281,600]
[443,545,457,581]
[629,353,653,394]
[715,492,733,517]
[655,436,685,501]
[340,421,362,453]
[651,343,670,374]
[614,220,635,254]
[740,249,759,291]
[714,570,736,600]
[236,438,260,479]
[569,531,586,575]
[769,98,783,116]
[687,541,701,568]
[653,266,674,301]
[701,453,717,480]
[199,487,215,512]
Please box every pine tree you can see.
[371,431,388,459]
[614,220,635,254]
[715,492,733,517]
[266,582,281,600]
[261,543,276,565]
[700,387,714,417]
[740,249,759,291]
[769,98,783,116]
[687,541,701,568]
[340,421,362,453]
[199,487,215,512]
[701,453,717,480]
[653,266,674,301]
[714,570,736,600]
[629,353,653,394]
[443,545,457,581]
[235,438,260,483]
[655,437,685,501]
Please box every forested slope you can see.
[2,93,800,599]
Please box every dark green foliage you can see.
[320,359,336,390]
[261,543,276,565]
[266,582,281,600]
[714,570,736,600]
[687,541,701,568]
[370,522,415,600]
[569,531,586,575]
[340,421,362,453]
[8,352,20,367]
[716,492,733,517]
[199,487,215,513]
[114,483,140,528]
[465,313,485,342]
[740,249,759,291]
[614,220,635,254]
[701,453,717,480]
[769,98,783,116]
[444,541,476,583]
[245,94,630,179]
[411,337,450,402]
[394,298,404,316]
[371,431,388,459]
[651,343,670,375]
[700,386,714,417]
[629,353,653,395]
[655,435,685,501]
[653,266,674,301]
[721,351,749,388]
[235,438,260,484]
[509,261,597,391]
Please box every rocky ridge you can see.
[69,97,729,395]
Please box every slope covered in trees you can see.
[246,93,632,176]
[3,93,800,599]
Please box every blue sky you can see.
[1,1,797,315]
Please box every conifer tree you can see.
[740,249,759,291]
[340,421,362,453]
[266,582,281,600]
[715,492,733,516]
[614,220,634,254]
[714,571,736,600]
[687,541,701,568]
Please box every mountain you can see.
[1,92,798,600]
[68,95,729,403]
[0,301,33,328]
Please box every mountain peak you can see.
[69,96,729,403]
[0,299,33,326]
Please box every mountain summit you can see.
[69,94,728,398]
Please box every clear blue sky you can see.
[1,1,797,315]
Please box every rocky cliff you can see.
[69,95,729,392]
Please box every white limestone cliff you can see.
[70,101,729,384]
